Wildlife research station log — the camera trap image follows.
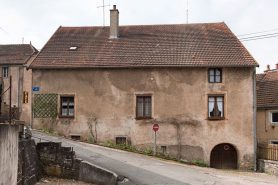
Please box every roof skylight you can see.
[69,46,78,50]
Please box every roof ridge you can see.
[59,22,225,29]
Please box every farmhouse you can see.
[0,44,37,124]
[29,6,258,169]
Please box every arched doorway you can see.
[210,143,237,169]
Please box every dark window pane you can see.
[61,96,74,116]
[145,97,151,117]
[272,113,278,122]
[137,96,151,118]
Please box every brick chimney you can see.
[267,64,270,71]
[110,5,119,39]
[276,63,278,70]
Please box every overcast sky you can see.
[0,0,277,73]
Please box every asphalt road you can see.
[32,131,278,185]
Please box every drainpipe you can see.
[253,66,257,171]
[17,67,20,107]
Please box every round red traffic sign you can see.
[153,124,159,132]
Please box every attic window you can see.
[69,46,78,50]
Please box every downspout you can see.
[31,68,34,129]
[253,66,257,171]
[17,67,20,107]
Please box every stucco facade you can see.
[0,44,37,125]
[32,67,255,169]
[257,109,278,144]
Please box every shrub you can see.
[88,137,94,143]
[106,141,114,147]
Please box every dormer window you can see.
[69,46,78,50]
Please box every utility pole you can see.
[97,0,110,26]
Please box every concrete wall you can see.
[257,109,278,144]
[32,67,255,169]
[0,124,18,185]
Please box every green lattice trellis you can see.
[34,94,58,118]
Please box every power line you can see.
[240,32,278,40]
[237,28,278,37]
[240,34,278,42]
[0,27,18,43]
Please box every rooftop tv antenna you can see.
[187,0,189,24]
[97,0,110,26]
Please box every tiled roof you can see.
[0,44,38,65]
[29,22,258,69]
[257,71,278,107]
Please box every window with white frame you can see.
[3,67,8,78]
[208,95,224,119]
[269,110,278,124]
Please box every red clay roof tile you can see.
[29,23,258,69]
[0,44,38,65]
[257,71,278,107]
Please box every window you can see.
[3,67,8,78]
[269,110,278,124]
[60,96,74,117]
[208,95,224,119]
[209,68,222,83]
[69,46,78,50]
[136,95,152,119]
[116,137,126,145]
[270,140,278,144]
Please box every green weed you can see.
[193,160,209,167]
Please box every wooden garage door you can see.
[210,143,237,169]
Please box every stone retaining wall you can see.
[17,139,41,185]
[258,159,278,176]
[37,142,119,184]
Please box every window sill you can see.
[135,117,153,120]
[207,117,225,121]
[59,115,74,118]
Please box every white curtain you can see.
[209,97,215,117]
[217,97,223,117]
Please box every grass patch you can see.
[193,160,209,167]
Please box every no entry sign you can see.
[153,124,159,132]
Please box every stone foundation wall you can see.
[258,159,278,176]
[37,142,118,184]
[17,139,41,185]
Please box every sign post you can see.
[153,124,159,156]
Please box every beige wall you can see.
[257,109,278,144]
[32,67,255,169]
[0,64,32,125]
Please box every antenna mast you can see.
[187,0,189,24]
[97,0,110,26]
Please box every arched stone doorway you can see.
[210,143,237,169]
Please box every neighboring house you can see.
[28,6,258,169]
[0,44,38,124]
[257,64,278,144]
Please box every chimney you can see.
[110,5,119,39]
[276,63,278,70]
[267,64,270,71]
